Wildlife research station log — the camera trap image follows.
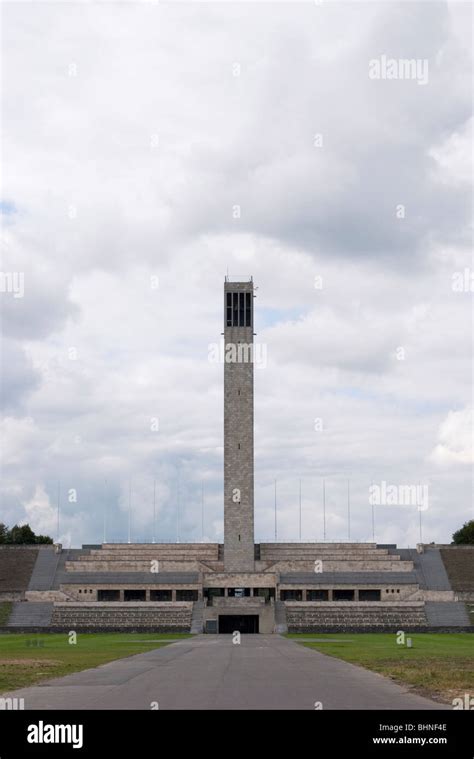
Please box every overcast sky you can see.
[0,1,472,549]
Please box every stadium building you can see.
[0,279,472,633]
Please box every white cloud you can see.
[0,1,471,546]
[430,407,474,465]
[429,116,473,186]
[23,485,57,539]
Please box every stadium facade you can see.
[1,279,472,633]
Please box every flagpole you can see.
[201,482,204,542]
[274,480,277,542]
[128,480,132,544]
[176,466,180,543]
[299,479,302,541]
[153,479,156,544]
[103,479,107,544]
[347,478,351,540]
[56,481,60,543]
[323,478,326,540]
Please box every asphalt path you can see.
[2,634,447,710]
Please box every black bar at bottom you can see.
[0,709,472,757]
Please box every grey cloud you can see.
[0,2,471,546]
[0,339,41,413]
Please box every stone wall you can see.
[278,584,419,601]
[202,597,275,633]
[264,559,414,572]
[203,572,276,588]
[25,590,71,602]
[65,560,201,572]
[286,601,427,631]
[257,544,414,572]
[0,592,23,601]
[405,589,455,602]
[60,583,201,602]
[440,547,474,593]
[50,602,193,630]
[0,546,39,592]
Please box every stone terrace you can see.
[51,602,193,630]
[440,546,474,596]
[0,546,40,598]
[286,602,428,631]
[259,543,414,572]
[65,543,220,572]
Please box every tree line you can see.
[452,520,474,545]
[0,523,53,545]
[0,520,472,545]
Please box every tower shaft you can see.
[223,279,254,572]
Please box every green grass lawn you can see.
[0,603,12,626]
[0,632,192,693]
[286,632,474,704]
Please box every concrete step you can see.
[191,600,204,633]
[395,548,452,591]
[8,601,54,627]
[28,549,60,591]
[424,601,470,626]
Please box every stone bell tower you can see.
[223,277,255,572]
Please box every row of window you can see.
[96,589,198,602]
[204,587,275,599]
[80,588,401,602]
[281,589,385,602]
[226,291,252,327]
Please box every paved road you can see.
[3,635,447,710]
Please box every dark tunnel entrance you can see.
[218,615,259,634]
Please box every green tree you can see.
[5,523,53,544]
[452,520,474,545]
[35,534,53,545]
[7,524,37,545]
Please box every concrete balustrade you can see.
[263,560,413,571]
[64,560,201,572]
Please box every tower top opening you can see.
[224,275,253,283]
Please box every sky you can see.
[0,0,472,549]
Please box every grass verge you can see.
[286,632,474,704]
[0,632,192,693]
